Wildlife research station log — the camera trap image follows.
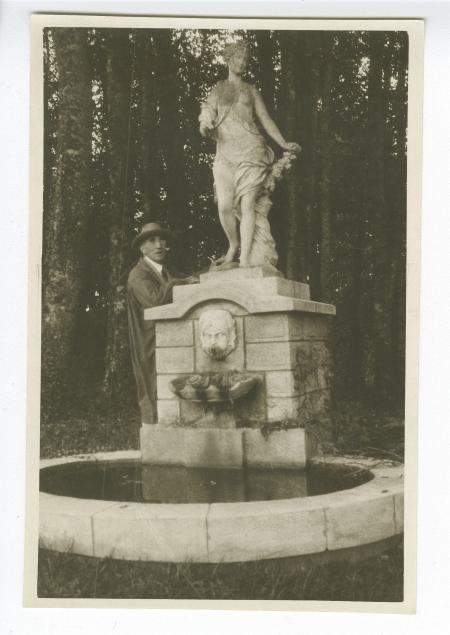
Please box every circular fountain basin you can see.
[39,451,404,563]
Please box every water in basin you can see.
[40,460,373,504]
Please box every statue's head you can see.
[199,309,237,360]
[223,39,250,73]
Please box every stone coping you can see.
[145,285,336,321]
[173,278,311,303]
[39,451,403,563]
[199,266,284,282]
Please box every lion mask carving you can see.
[199,309,237,360]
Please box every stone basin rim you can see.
[39,450,404,563]
[39,449,403,508]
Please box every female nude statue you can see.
[199,39,300,268]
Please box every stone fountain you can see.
[39,267,404,563]
[38,41,403,564]
[141,265,335,470]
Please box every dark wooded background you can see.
[41,28,408,424]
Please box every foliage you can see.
[41,28,408,419]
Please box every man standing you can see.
[127,222,197,424]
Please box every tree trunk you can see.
[317,34,334,303]
[153,30,192,272]
[136,32,160,221]
[365,32,389,399]
[303,33,320,297]
[279,31,301,280]
[41,28,93,417]
[254,30,276,113]
[390,35,408,407]
[101,30,135,403]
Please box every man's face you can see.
[140,235,168,264]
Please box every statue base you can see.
[143,266,335,469]
[141,424,317,469]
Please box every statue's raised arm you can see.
[199,39,301,270]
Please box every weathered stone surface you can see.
[287,314,330,340]
[265,370,298,398]
[92,502,209,562]
[156,400,180,425]
[155,320,194,347]
[325,493,396,551]
[39,455,400,563]
[233,379,266,426]
[146,292,335,321]
[245,314,290,343]
[188,300,248,319]
[177,277,310,304]
[39,493,113,557]
[177,389,265,429]
[178,399,205,425]
[198,308,237,360]
[305,429,319,458]
[155,347,194,374]
[179,400,236,428]
[156,374,181,400]
[266,396,300,422]
[200,266,283,282]
[394,492,404,534]
[292,342,332,395]
[296,390,331,427]
[244,428,307,468]
[141,425,244,468]
[195,316,244,372]
[246,341,293,371]
[207,498,326,562]
[245,313,330,344]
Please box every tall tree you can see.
[40,27,410,419]
[253,30,277,113]
[136,32,161,221]
[278,31,302,280]
[152,30,193,273]
[316,33,334,303]
[101,29,136,402]
[365,32,389,399]
[41,28,93,416]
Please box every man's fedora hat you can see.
[132,222,174,250]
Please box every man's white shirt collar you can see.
[144,256,163,274]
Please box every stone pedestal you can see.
[142,267,335,468]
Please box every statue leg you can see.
[213,161,239,264]
[239,189,258,267]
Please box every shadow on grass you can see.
[38,541,403,601]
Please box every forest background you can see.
[40,27,408,455]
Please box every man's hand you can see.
[173,275,200,286]
[184,275,200,284]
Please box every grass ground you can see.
[38,401,404,601]
[38,542,403,601]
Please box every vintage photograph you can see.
[28,15,422,608]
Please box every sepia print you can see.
[25,15,423,611]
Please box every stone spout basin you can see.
[169,372,262,403]
[39,451,403,564]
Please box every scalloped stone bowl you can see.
[39,451,403,563]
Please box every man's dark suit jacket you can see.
[126,258,175,423]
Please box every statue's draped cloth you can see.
[200,81,278,268]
